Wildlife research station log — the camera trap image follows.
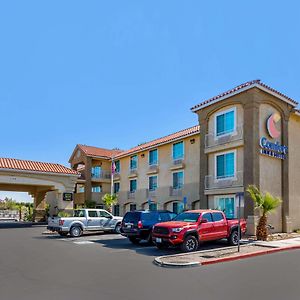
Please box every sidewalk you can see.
[154,237,300,267]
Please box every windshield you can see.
[73,210,86,218]
[173,212,200,223]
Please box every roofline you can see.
[191,82,298,113]
[114,129,200,160]
[0,167,79,177]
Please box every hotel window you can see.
[130,155,138,170]
[114,182,120,194]
[115,160,120,173]
[130,179,137,192]
[215,196,235,219]
[113,205,120,216]
[172,141,184,160]
[91,166,101,178]
[149,203,157,211]
[149,149,158,165]
[92,186,101,193]
[79,186,85,193]
[130,204,137,211]
[216,151,235,179]
[172,202,184,214]
[149,175,158,191]
[173,171,184,189]
[215,108,236,136]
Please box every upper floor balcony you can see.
[146,189,157,198]
[147,164,159,174]
[170,158,185,170]
[169,186,183,197]
[128,168,138,178]
[91,170,111,182]
[127,191,136,200]
[205,125,243,150]
[204,171,243,191]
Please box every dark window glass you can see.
[212,212,224,221]
[202,213,213,222]
[159,212,171,222]
[113,205,120,216]
[173,212,200,222]
[130,204,137,211]
[88,210,98,217]
[74,210,85,217]
[123,212,141,222]
[141,212,158,221]
[99,211,112,218]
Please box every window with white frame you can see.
[149,175,158,191]
[172,141,184,160]
[215,151,235,179]
[149,149,158,165]
[91,166,101,178]
[215,196,235,218]
[215,108,236,137]
[92,186,101,193]
[173,171,184,189]
[130,179,137,192]
[114,160,120,173]
[130,155,138,170]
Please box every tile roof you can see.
[0,157,79,175]
[191,79,298,112]
[115,125,200,159]
[77,144,123,159]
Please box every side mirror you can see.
[200,219,208,224]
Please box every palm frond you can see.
[246,185,263,208]
[261,192,281,214]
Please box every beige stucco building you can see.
[70,80,300,234]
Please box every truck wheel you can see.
[114,223,121,234]
[129,237,140,244]
[58,232,68,237]
[180,235,199,252]
[228,230,239,246]
[70,226,82,237]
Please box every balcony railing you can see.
[147,189,157,198]
[205,171,243,190]
[205,125,243,149]
[128,168,138,177]
[91,170,111,180]
[147,164,159,174]
[169,186,183,197]
[127,191,136,199]
[170,158,185,170]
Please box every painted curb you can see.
[154,245,300,268]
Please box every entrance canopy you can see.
[0,158,79,218]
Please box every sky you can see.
[0,0,299,202]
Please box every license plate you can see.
[156,238,162,243]
[126,224,132,228]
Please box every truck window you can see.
[212,212,224,221]
[74,210,85,217]
[88,210,98,217]
[99,210,112,218]
[202,213,213,222]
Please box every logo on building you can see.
[267,113,281,139]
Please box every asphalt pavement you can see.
[0,225,300,300]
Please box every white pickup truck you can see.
[47,209,123,237]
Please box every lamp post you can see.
[236,192,244,252]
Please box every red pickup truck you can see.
[152,210,247,252]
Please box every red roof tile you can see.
[115,125,200,159]
[191,80,298,112]
[0,158,78,175]
[77,145,123,159]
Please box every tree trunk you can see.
[256,213,268,241]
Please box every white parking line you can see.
[73,241,95,245]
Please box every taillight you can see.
[138,220,143,229]
[59,220,64,226]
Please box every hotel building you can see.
[70,80,300,234]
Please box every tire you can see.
[114,223,121,234]
[58,232,68,237]
[129,237,140,244]
[228,230,239,246]
[70,226,82,238]
[180,235,199,252]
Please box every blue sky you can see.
[1,0,299,201]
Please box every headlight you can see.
[171,228,183,233]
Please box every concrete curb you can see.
[154,245,300,268]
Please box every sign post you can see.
[236,192,244,252]
[183,196,187,211]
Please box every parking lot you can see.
[1,225,300,300]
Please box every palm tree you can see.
[102,193,118,213]
[247,185,281,241]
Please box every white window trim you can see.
[149,148,159,166]
[214,195,236,218]
[214,107,237,138]
[129,179,137,192]
[130,155,138,170]
[214,149,237,181]
[172,170,185,189]
[148,174,159,190]
[172,140,185,160]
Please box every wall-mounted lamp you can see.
[190,138,195,144]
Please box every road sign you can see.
[183,196,187,205]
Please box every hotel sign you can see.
[259,113,288,160]
[63,193,73,201]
